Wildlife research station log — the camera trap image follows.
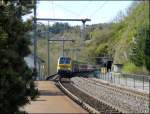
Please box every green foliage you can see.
[129,24,150,74]
[0,69,38,113]
[0,1,38,113]
[85,1,149,74]
[95,43,108,56]
[122,62,149,75]
[145,56,150,73]
[36,1,149,75]
[130,26,149,68]
[49,22,70,34]
[122,62,139,74]
[113,1,149,64]
[144,27,150,72]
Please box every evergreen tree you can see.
[130,25,150,72]
[0,1,38,113]
[144,26,150,72]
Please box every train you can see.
[57,56,95,78]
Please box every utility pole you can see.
[80,20,86,58]
[33,0,37,77]
[36,18,90,77]
[82,20,86,41]
[75,48,80,60]
[47,28,50,77]
[62,37,65,57]
[48,39,75,57]
[64,48,80,60]
[48,39,74,76]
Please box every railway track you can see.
[47,74,149,113]
[84,78,149,100]
[55,76,121,113]
[71,77,149,113]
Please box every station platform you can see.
[21,81,87,113]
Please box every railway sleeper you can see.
[61,82,121,113]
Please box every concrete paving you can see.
[21,81,88,113]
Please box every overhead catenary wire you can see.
[38,1,107,22]
[78,1,94,17]
[55,4,82,19]
[89,1,107,19]
[51,0,55,18]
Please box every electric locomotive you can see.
[57,56,95,78]
[57,57,72,77]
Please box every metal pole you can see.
[63,37,64,57]
[47,35,50,76]
[143,76,144,90]
[79,21,86,58]
[82,21,85,41]
[114,74,115,84]
[33,0,37,72]
[108,72,109,82]
[134,75,136,88]
[119,74,120,84]
[36,18,91,22]
[126,76,127,86]
[48,39,74,58]
[39,61,41,80]
[63,24,66,57]
[76,49,79,60]
[149,78,150,113]
[47,21,50,76]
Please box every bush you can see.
[95,43,108,56]
[0,2,38,113]
[122,62,149,75]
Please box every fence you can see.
[99,72,150,92]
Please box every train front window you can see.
[59,57,71,64]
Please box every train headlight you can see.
[57,67,60,69]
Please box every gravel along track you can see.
[71,77,149,113]
[62,82,121,113]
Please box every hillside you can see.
[35,1,149,75]
[84,1,149,74]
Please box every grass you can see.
[122,62,149,75]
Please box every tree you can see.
[0,1,38,113]
[144,26,150,72]
[130,25,150,72]
[49,22,70,34]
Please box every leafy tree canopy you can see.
[0,0,38,113]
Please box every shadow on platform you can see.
[33,99,46,101]
[39,90,65,96]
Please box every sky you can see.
[24,1,133,26]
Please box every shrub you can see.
[122,62,149,75]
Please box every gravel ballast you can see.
[71,77,149,113]
[62,81,121,113]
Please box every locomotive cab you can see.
[57,57,72,77]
